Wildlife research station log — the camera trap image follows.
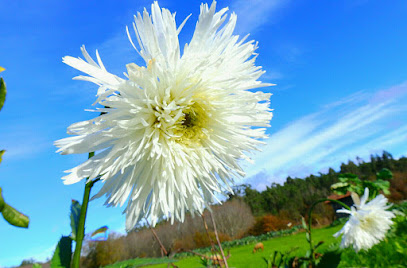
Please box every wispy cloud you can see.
[262,70,284,81]
[244,82,407,190]
[0,123,52,161]
[229,0,293,90]
[274,43,303,64]
[322,91,370,109]
[231,0,290,35]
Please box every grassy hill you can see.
[105,225,343,268]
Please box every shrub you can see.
[193,231,231,248]
[248,214,292,236]
[262,215,291,232]
[81,199,255,266]
[389,172,407,202]
[82,233,128,268]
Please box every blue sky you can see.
[1,0,407,266]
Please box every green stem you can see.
[307,198,350,266]
[0,187,5,212]
[71,152,96,268]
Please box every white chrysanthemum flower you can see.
[55,1,273,230]
[333,188,395,252]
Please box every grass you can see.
[144,225,343,268]
[103,257,178,268]
[102,203,407,268]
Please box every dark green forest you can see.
[229,151,407,222]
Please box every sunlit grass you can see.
[103,257,177,268]
[144,225,343,268]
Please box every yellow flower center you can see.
[175,101,210,145]
[359,214,375,230]
[151,93,212,146]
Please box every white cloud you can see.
[322,91,370,109]
[231,0,289,34]
[262,70,284,81]
[244,81,407,190]
[0,123,52,161]
[274,43,303,63]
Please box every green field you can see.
[102,204,407,268]
[103,258,178,268]
[104,225,342,268]
[154,225,341,268]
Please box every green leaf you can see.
[331,182,348,189]
[0,150,4,165]
[330,181,349,195]
[70,200,81,241]
[314,240,324,250]
[316,250,341,268]
[51,236,72,268]
[301,217,307,229]
[376,168,393,180]
[1,203,30,228]
[0,187,5,211]
[33,263,42,268]
[338,177,348,183]
[301,262,309,268]
[0,187,29,228]
[0,77,6,111]
[332,173,366,196]
[262,256,271,267]
[305,232,310,242]
[91,225,108,238]
[374,180,391,194]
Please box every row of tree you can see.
[231,151,407,220]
